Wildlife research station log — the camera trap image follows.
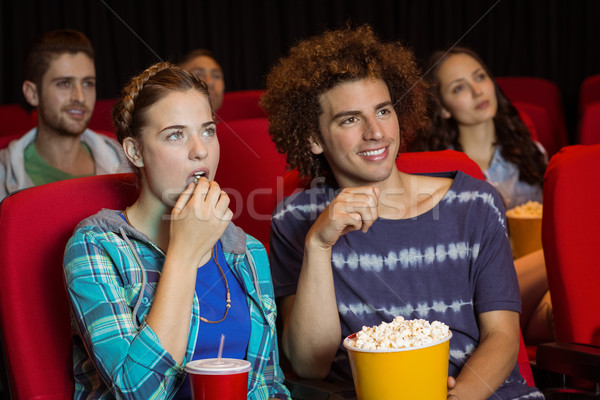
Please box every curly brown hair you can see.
[260,25,429,180]
[410,47,546,187]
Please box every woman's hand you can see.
[307,186,380,251]
[168,177,233,267]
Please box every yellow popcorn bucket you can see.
[343,332,452,400]
[506,214,542,259]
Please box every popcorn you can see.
[347,316,450,350]
[506,201,543,218]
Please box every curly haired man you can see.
[261,25,543,400]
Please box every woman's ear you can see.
[123,138,144,168]
[308,135,324,155]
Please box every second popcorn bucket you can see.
[343,330,452,400]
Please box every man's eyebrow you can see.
[50,75,96,81]
[331,101,393,120]
[332,110,361,120]
[375,101,393,110]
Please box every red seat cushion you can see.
[0,173,137,399]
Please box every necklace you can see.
[122,208,231,323]
[199,245,231,324]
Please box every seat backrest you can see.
[216,118,287,248]
[542,144,600,346]
[217,90,266,122]
[516,108,540,142]
[496,76,568,152]
[578,101,600,145]
[0,173,138,399]
[88,98,118,135]
[513,101,558,156]
[0,132,25,150]
[578,74,600,116]
[0,104,36,137]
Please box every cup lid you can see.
[185,358,252,375]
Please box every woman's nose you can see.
[471,82,483,97]
[189,135,208,159]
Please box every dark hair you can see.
[24,29,94,87]
[112,62,210,145]
[179,49,218,66]
[260,25,429,180]
[411,47,546,187]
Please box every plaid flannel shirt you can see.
[63,209,290,399]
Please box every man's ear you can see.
[22,81,39,107]
[441,107,452,119]
[308,135,324,155]
[123,137,144,168]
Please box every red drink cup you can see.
[185,358,251,400]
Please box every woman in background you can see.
[63,62,290,400]
[411,47,554,345]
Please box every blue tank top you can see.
[173,240,251,399]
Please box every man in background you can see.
[0,29,129,202]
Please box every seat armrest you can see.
[284,376,357,400]
[536,342,600,383]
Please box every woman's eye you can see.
[475,73,487,82]
[203,127,216,137]
[167,131,184,140]
[451,84,464,94]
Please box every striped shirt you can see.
[270,171,544,399]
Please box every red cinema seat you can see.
[496,76,568,154]
[88,98,118,135]
[0,173,138,400]
[0,132,25,150]
[578,74,600,116]
[216,118,287,249]
[579,102,600,145]
[513,101,556,155]
[0,104,36,137]
[217,90,266,122]
[516,106,540,142]
[537,144,600,397]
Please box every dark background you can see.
[1,0,599,143]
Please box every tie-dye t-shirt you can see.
[270,171,544,399]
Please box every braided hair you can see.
[113,61,210,145]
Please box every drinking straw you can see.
[217,334,225,363]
